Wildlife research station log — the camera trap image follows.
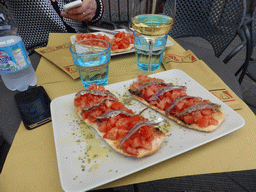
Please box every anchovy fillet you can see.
[133,80,167,94]
[149,84,186,101]
[97,110,134,120]
[165,95,201,115]
[178,102,221,117]
[75,89,117,99]
[120,121,160,147]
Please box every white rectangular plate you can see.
[70,29,173,56]
[51,69,245,192]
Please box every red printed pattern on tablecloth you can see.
[209,89,236,103]
[165,54,198,63]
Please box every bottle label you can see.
[0,38,31,73]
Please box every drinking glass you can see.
[130,0,176,74]
[70,39,111,88]
[134,31,168,71]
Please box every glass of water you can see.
[70,39,111,88]
[130,0,176,74]
[134,31,168,71]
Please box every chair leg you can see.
[236,21,253,84]
[235,58,250,84]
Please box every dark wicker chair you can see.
[234,5,256,84]
[98,0,166,29]
[164,0,246,58]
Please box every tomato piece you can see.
[97,86,105,92]
[201,108,212,116]
[90,108,102,119]
[116,117,130,130]
[131,137,143,148]
[111,102,126,110]
[193,111,203,123]
[209,119,218,126]
[125,146,138,156]
[117,40,129,49]
[142,87,155,100]
[170,90,183,100]
[98,121,109,132]
[103,128,118,140]
[114,31,125,38]
[130,115,146,127]
[81,111,89,120]
[117,129,128,138]
[139,126,156,139]
[74,97,82,106]
[111,43,118,51]
[197,117,209,127]
[176,100,186,110]
[141,139,152,151]
[87,115,96,123]
[87,83,98,90]
[183,114,194,124]
[108,116,118,127]
[156,99,166,110]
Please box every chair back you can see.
[252,5,256,48]
[164,0,246,58]
[101,0,164,27]
[101,0,132,26]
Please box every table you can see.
[0,34,255,192]
[0,53,41,145]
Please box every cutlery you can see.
[88,26,119,35]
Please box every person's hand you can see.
[60,0,97,22]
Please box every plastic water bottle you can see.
[0,4,37,91]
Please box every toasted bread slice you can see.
[129,90,226,132]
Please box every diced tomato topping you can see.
[129,75,220,129]
[76,31,134,52]
[76,82,160,157]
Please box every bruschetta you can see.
[129,75,226,132]
[74,83,165,158]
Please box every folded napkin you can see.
[162,50,243,110]
[35,33,80,79]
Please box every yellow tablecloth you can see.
[0,33,255,192]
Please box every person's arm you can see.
[89,0,103,24]
[60,0,103,23]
